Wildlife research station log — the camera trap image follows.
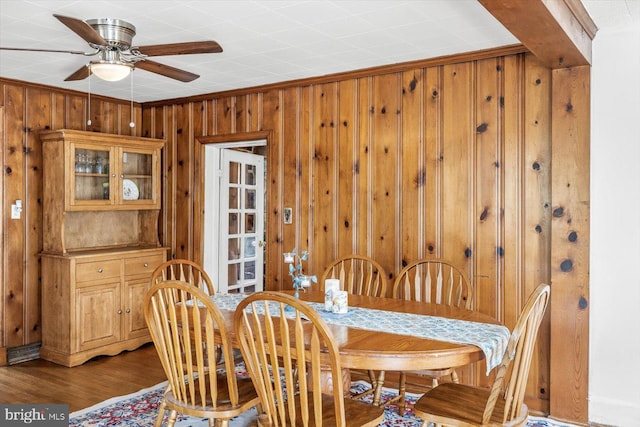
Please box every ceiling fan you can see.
[0,14,223,82]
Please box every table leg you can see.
[312,366,351,397]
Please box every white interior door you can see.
[216,149,265,293]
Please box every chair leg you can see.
[154,399,167,427]
[257,413,272,427]
[396,372,407,416]
[381,371,406,415]
[165,409,179,427]
[450,369,459,383]
[372,370,386,406]
[367,369,378,391]
[350,369,384,401]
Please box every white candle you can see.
[324,279,341,311]
[332,290,349,314]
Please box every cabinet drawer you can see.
[125,254,164,277]
[76,259,121,283]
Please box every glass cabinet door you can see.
[120,149,154,203]
[72,145,112,204]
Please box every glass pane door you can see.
[219,149,264,293]
[73,145,111,202]
[121,150,153,202]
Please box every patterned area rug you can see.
[69,378,579,427]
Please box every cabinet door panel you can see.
[123,278,151,340]
[75,283,121,352]
[118,147,160,208]
[67,143,114,210]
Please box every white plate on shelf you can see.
[122,179,139,200]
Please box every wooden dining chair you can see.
[234,291,385,427]
[389,258,473,415]
[413,283,550,426]
[150,258,215,295]
[320,254,389,298]
[144,280,260,427]
[319,254,389,403]
[150,259,228,366]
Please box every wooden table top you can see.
[218,290,502,372]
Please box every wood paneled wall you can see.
[140,50,560,413]
[550,66,590,421]
[0,79,142,351]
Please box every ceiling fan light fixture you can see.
[2,14,221,83]
[90,61,132,81]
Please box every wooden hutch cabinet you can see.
[39,129,168,367]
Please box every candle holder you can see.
[283,248,317,299]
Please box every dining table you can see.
[209,289,510,401]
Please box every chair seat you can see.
[164,373,259,418]
[287,393,384,427]
[413,383,528,427]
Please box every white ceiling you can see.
[0,0,637,103]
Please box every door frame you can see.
[196,131,271,291]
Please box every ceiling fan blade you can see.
[54,14,107,46]
[135,60,199,82]
[0,47,91,55]
[135,41,222,57]
[64,65,91,81]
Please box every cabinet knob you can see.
[112,173,116,177]
[144,263,149,268]
[98,268,103,273]
[126,308,131,313]
[117,309,123,315]
[120,174,125,178]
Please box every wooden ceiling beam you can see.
[478,0,598,68]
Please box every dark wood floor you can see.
[0,343,167,412]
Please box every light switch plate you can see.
[11,204,21,219]
[283,207,292,224]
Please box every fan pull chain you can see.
[86,67,92,126]
[129,69,135,128]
